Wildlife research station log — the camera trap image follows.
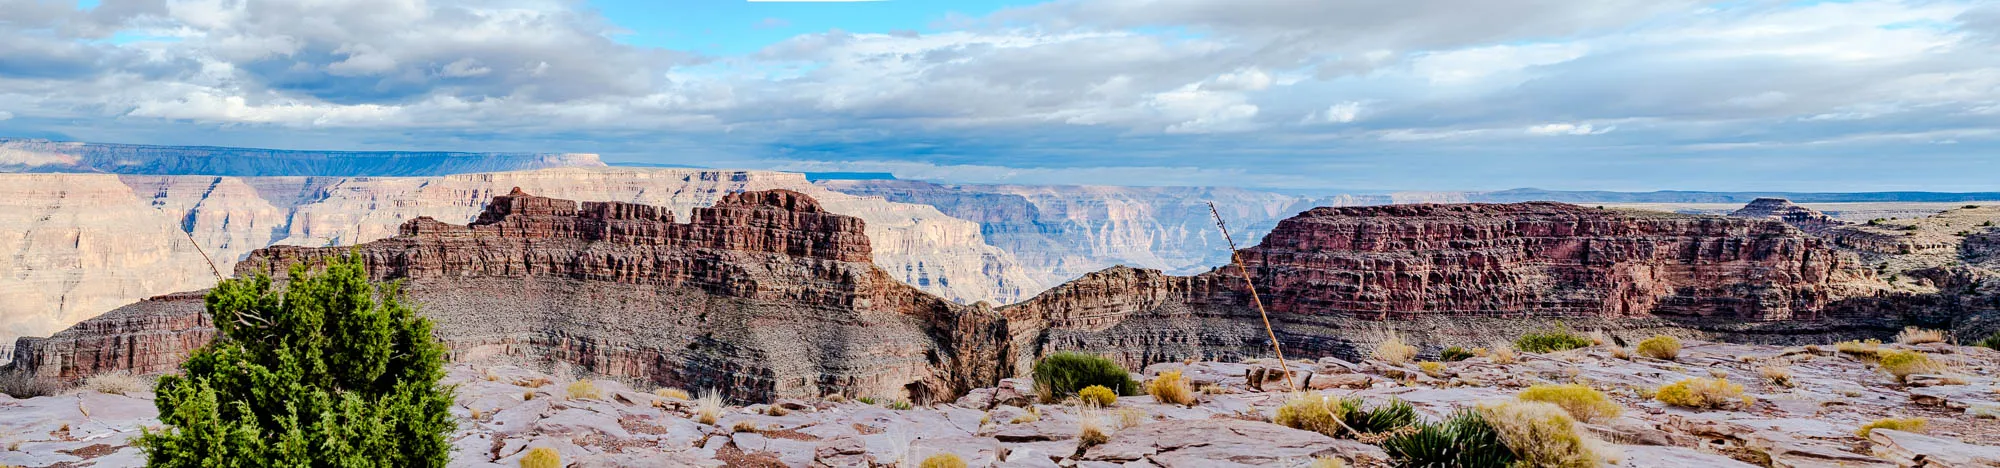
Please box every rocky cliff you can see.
[13,189,1012,402]
[998,203,1897,369]
[0,139,605,176]
[0,168,1038,343]
[1729,198,1847,236]
[818,180,1376,286]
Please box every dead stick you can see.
[182,229,224,282]
[1208,202,1296,392]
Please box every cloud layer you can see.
[1,0,1996,191]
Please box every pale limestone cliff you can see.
[0,169,1039,343]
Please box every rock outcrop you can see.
[0,138,605,176]
[999,203,1895,368]
[12,189,1010,402]
[0,168,1039,344]
[1729,198,1847,236]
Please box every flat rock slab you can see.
[1870,429,2000,467]
[1081,418,1387,467]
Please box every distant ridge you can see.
[0,139,606,177]
[1392,188,2000,204]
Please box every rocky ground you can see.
[5,339,1998,467]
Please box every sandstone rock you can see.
[1869,429,2000,467]
[1307,372,1374,390]
[1731,198,1848,236]
[1080,419,1388,467]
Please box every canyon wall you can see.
[818,180,1380,286]
[0,139,605,176]
[0,168,1038,344]
[13,190,1012,402]
[1729,198,1848,236]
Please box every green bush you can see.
[1979,331,2000,351]
[137,256,456,467]
[1382,409,1516,468]
[1030,352,1139,401]
[1515,324,1595,353]
[1440,346,1475,362]
[1344,398,1418,435]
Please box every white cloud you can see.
[1526,123,1614,136]
[1312,101,1363,124]
[0,111,12,121]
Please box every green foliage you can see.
[1980,331,2000,351]
[137,256,455,468]
[1030,352,1139,401]
[1514,323,1595,353]
[1344,398,1418,435]
[888,399,914,410]
[1382,409,1516,468]
[1440,346,1474,362]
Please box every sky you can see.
[1,0,1997,192]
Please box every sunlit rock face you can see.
[0,139,606,176]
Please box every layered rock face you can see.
[1000,203,1891,368]
[0,139,605,176]
[819,180,1374,286]
[0,168,1037,343]
[1729,198,1848,236]
[13,189,1011,402]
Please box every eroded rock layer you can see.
[1729,198,1848,236]
[12,189,1010,402]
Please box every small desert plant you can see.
[1478,401,1618,468]
[519,447,561,468]
[1115,407,1146,429]
[1382,409,1516,468]
[1279,393,1418,438]
[1981,331,2000,351]
[1009,406,1041,424]
[566,380,602,400]
[1489,344,1520,364]
[1836,339,1882,357]
[76,372,152,396]
[1635,335,1681,360]
[1759,366,1795,388]
[858,396,880,405]
[1077,406,1111,448]
[654,388,690,400]
[919,453,967,468]
[888,399,914,410]
[1441,346,1474,362]
[1877,349,1945,382]
[1145,370,1197,406]
[0,370,58,398]
[1031,352,1139,402]
[695,389,724,425]
[1855,417,1927,437]
[1896,327,1947,345]
[732,420,758,433]
[1308,456,1346,468]
[1374,334,1419,365]
[1517,384,1622,423]
[1275,392,1346,437]
[764,404,789,416]
[1515,324,1595,353]
[1078,385,1118,407]
[1345,398,1418,435]
[1655,377,1749,409]
[1418,361,1446,378]
[1609,346,1632,360]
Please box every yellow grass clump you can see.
[1274,392,1344,437]
[1374,334,1418,365]
[565,380,602,400]
[695,389,724,425]
[1418,361,1446,379]
[1310,456,1346,468]
[1516,384,1622,423]
[654,388,690,400]
[1654,377,1750,410]
[1489,342,1520,365]
[1759,366,1795,388]
[1896,327,1947,345]
[1146,371,1196,406]
[1855,417,1927,437]
[1078,385,1118,407]
[519,447,561,468]
[1877,350,1945,382]
[919,453,968,468]
[1478,401,1620,468]
[1635,335,1681,361]
[1835,339,1882,357]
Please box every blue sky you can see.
[1,0,1997,192]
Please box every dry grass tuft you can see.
[77,372,151,396]
[1877,350,1945,383]
[732,420,758,433]
[1418,361,1446,379]
[918,453,967,468]
[565,380,602,400]
[1115,407,1147,430]
[1609,346,1632,360]
[1516,384,1622,423]
[1077,406,1111,448]
[1855,417,1927,437]
[695,389,724,425]
[1274,392,1344,437]
[1477,400,1619,468]
[654,388,691,400]
[1635,335,1681,361]
[1759,366,1795,388]
[1835,339,1882,357]
[1896,327,1947,345]
[1009,406,1041,424]
[1488,343,1520,365]
[1309,456,1346,468]
[1374,333,1419,366]
[1146,370,1197,406]
[514,376,552,388]
[519,447,562,468]
[1654,377,1750,410]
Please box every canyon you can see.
[0,168,1038,344]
